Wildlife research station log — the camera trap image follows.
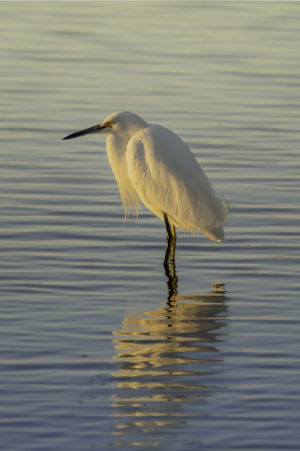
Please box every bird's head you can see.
[62,111,147,140]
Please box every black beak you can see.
[62,124,106,140]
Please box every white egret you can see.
[63,112,227,262]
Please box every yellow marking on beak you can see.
[101,120,114,128]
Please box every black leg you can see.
[163,212,172,240]
[163,212,177,266]
[163,213,178,301]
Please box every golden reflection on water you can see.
[112,262,228,445]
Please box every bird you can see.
[63,111,227,263]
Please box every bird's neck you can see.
[107,134,129,156]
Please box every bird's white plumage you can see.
[105,112,227,242]
[126,124,226,241]
[64,111,227,243]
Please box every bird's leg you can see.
[163,212,172,241]
[163,212,177,266]
[163,213,178,301]
[165,255,178,302]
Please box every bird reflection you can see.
[112,258,229,447]
[164,237,178,301]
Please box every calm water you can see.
[1,2,300,450]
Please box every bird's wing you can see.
[126,125,226,241]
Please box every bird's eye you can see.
[106,120,114,128]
